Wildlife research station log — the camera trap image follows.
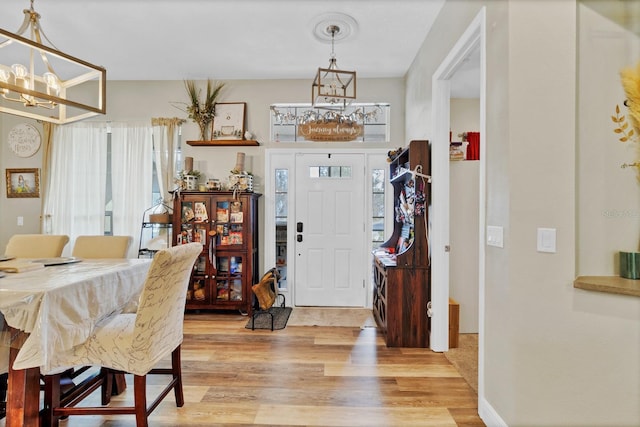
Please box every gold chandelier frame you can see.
[0,1,106,124]
[311,24,356,110]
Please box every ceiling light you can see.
[312,24,356,110]
[0,0,106,124]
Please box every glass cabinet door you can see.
[178,199,211,247]
[215,255,244,302]
[179,197,212,306]
[214,200,245,247]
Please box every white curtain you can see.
[110,122,154,258]
[43,123,108,255]
[152,118,184,204]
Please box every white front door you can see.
[294,153,366,307]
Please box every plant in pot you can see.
[178,79,225,141]
[611,62,640,279]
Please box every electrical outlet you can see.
[17,216,23,226]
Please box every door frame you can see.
[431,5,487,399]
[264,148,391,308]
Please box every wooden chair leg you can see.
[100,368,113,405]
[0,373,7,401]
[172,346,184,407]
[112,371,127,395]
[42,373,61,427]
[133,375,148,427]
[0,372,7,419]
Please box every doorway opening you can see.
[430,6,486,402]
[264,148,390,309]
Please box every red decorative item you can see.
[466,131,480,160]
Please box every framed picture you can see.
[6,168,40,198]
[213,102,246,140]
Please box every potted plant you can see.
[180,79,225,141]
[611,62,640,278]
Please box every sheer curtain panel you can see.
[152,118,184,203]
[110,122,154,258]
[43,123,108,254]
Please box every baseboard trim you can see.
[479,396,508,427]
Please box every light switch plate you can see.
[537,228,556,253]
[487,225,504,248]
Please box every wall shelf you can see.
[186,140,260,147]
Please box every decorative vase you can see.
[198,122,209,141]
[619,251,640,279]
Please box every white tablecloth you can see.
[0,259,151,374]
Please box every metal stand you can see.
[250,294,286,331]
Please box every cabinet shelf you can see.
[186,139,260,147]
[390,169,414,183]
[138,204,173,259]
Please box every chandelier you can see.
[0,0,106,124]
[311,24,356,110]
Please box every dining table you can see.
[0,257,152,427]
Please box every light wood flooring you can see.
[2,312,484,426]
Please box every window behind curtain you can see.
[45,122,156,257]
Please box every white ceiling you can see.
[0,0,447,81]
[1,0,482,98]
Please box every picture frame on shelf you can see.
[213,102,246,140]
[6,168,40,198]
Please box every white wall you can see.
[406,1,640,426]
[0,114,44,251]
[0,78,405,258]
[450,98,480,333]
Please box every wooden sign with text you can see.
[298,122,364,141]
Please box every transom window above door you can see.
[270,103,390,143]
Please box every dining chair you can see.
[1,233,69,419]
[0,346,7,419]
[63,235,133,390]
[4,234,69,258]
[42,242,202,427]
[71,235,133,258]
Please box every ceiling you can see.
[581,0,640,37]
[0,0,448,81]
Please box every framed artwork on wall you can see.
[6,168,40,198]
[213,102,246,140]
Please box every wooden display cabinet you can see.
[173,191,261,313]
[372,140,431,347]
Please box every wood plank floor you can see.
[1,312,484,426]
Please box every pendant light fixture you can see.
[0,0,106,124]
[312,23,356,110]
